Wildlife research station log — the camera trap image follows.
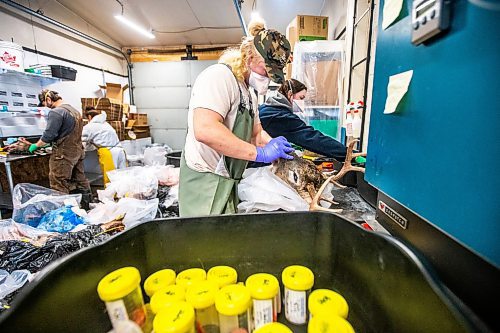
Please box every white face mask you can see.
[249,71,271,95]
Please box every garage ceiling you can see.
[55,0,244,47]
[32,0,326,48]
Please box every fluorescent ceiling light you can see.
[115,15,155,39]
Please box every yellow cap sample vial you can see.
[144,269,176,297]
[215,284,252,333]
[245,273,280,330]
[151,284,186,314]
[308,315,355,333]
[254,322,293,333]
[97,267,147,330]
[281,265,314,325]
[153,301,195,333]
[308,289,349,319]
[207,265,238,288]
[186,280,220,333]
[176,268,207,290]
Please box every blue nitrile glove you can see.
[28,144,39,153]
[255,136,295,163]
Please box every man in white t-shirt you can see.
[179,23,294,217]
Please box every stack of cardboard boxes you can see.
[286,15,341,106]
[81,82,150,141]
[126,113,150,139]
[286,15,329,81]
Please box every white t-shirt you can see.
[184,64,260,174]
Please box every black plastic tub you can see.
[166,150,181,167]
[0,212,485,332]
[50,65,77,81]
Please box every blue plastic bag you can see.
[12,184,81,227]
[37,206,85,233]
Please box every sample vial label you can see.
[284,288,307,324]
[105,299,129,327]
[253,299,274,329]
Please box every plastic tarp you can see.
[292,40,345,107]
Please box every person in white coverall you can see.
[82,107,126,183]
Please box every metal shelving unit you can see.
[0,68,61,86]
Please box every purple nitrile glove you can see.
[255,136,295,163]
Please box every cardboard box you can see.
[301,59,340,105]
[81,98,123,121]
[98,82,129,103]
[287,15,329,50]
[122,103,130,115]
[128,113,148,125]
[108,120,125,141]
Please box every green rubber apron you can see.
[179,66,254,217]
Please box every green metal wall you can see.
[366,0,500,266]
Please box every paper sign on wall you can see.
[382,0,404,30]
[384,70,413,114]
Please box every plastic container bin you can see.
[307,315,354,333]
[282,265,314,325]
[166,150,182,167]
[308,289,348,319]
[246,273,280,329]
[97,267,147,331]
[153,301,195,333]
[50,65,77,80]
[254,322,292,333]
[150,284,186,314]
[0,212,485,332]
[186,280,220,333]
[144,268,176,297]
[176,268,206,291]
[207,265,238,288]
[215,284,252,333]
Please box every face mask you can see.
[249,71,271,95]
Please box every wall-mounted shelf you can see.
[0,68,61,86]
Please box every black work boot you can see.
[71,188,92,211]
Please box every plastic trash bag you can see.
[238,166,309,213]
[87,198,158,228]
[99,167,158,201]
[156,185,179,218]
[36,206,86,232]
[0,269,31,299]
[0,219,54,246]
[143,146,167,166]
[12,183,82,227]
[145,165,180,186]
[0,225,121,274]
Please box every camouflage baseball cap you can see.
[254,29,291,84]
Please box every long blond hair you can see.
[218,19,266,82]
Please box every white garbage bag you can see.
[237,166,309,213]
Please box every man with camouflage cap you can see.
[179,21,294,217]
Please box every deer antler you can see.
[332,140,365,180]
[309,139,366,212]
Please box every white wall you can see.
[0,1,127,75]
[25,50,129,110]
[132,60,216,150]
[320,0,349,39]
[0,1,130,111]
